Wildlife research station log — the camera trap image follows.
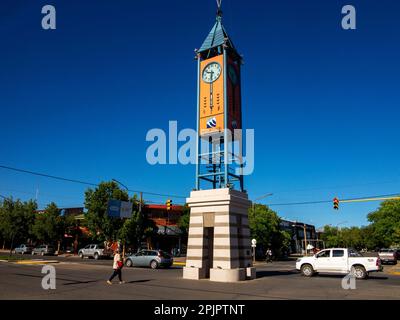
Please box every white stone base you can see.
[183,267,208,280]
[246,267,256,279]
[209,268,246,282]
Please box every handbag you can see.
[117,260,124,269]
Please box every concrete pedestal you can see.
[210,268,246,282]
[182,267,207,280]
[182,188,256,282]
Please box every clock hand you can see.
[210,70,214,113]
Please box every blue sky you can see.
[0,0,399,228]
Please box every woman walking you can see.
[107,248,125,285]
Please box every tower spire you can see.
[216,0,222,19]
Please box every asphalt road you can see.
[0,259,399,300]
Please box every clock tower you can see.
[195,1,244,192]
[183,1,254,282]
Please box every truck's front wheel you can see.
[301,264,314,277]
[351,265,367,279]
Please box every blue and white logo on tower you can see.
[206,117,217,128]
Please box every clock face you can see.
[202,62,222,83]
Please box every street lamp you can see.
[252,193,273,213]
[112,178,129,192]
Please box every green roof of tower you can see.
[198,15,236,53]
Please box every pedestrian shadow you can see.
[63,280,99,286]
[256,270,298,278]
[126,279,152,284]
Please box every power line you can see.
[0,165,98,187]
[265,178,400,196]
[0,164,186,199]
[266,192,400,207]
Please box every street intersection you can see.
[1,256,399,300]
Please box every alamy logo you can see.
[145,121,255,175]
[41,265,56,290]
[206,117,217,128]
[341,273,356,290]
[41,5,56,30]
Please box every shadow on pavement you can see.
[15,273,102,285]
[317,274,388,280]
[256,270,298,278]
[63,280,99,286]
[127,279,152,284]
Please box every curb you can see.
[14,260,60,265]
[173,262,186,266]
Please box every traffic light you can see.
[166,199,172,211]
[333,197,339,210]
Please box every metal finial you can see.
[216,0,222,18]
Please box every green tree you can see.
[248,204,290,257]
[177,204,190,235]
[320,225,341,248]
[0,197,37,254]
[118,216,138,248]
[84,181,129,242]
[360,224,382,250]
[340,227,363,249]
[136,209,157,249]
[367,199,400,247]
[32,202,66,250]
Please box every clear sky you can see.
[0,0,399,229]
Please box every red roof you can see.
[145,204,183,211]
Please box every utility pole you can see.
[111,178,130,258]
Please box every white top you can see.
[113,253,121,269]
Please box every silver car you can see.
[32,245,55,256]
[125,250,173,269]
[14,244,33,255]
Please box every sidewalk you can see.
[385,263,400,275]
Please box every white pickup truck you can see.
[296,248,383,279]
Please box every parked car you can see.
[32,245,56,256]
[296,248,383,279]
[395,248,400,260]
[78,244,114,260]
[378,249,398,265]
[125,250,173,269]
[14,244,33,255]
